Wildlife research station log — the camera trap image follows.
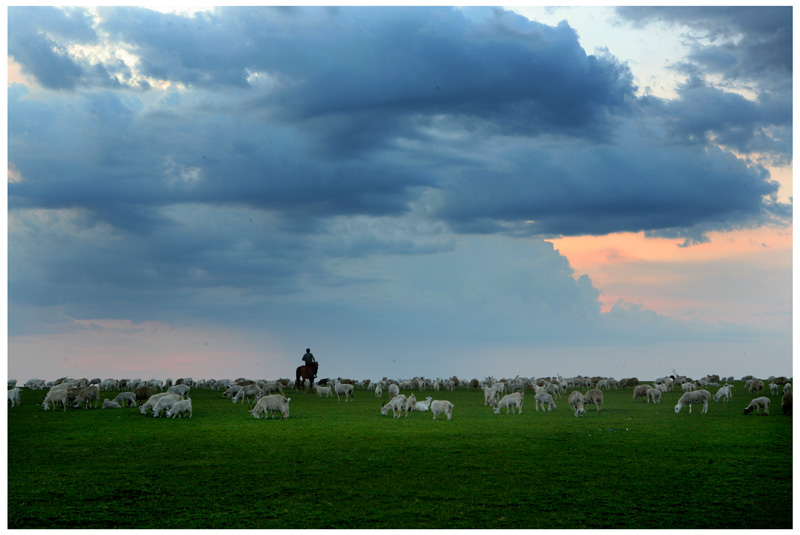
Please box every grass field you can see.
[7,382,792,529]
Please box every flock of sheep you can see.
[7,373,793,420]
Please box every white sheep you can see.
[374,384,383,397]
[744,396,770,416]
[569,391,585,417]
[681,382,696,393]
[534,392,556,412]
[102,399,122,409]
[584,389,603,411]
[388,383,400,397]
[335,383,354,403]
[713,385,732,402]
[784,383,792,394]
[166,398,193,418]
[140,392,175,415]
[232,384,262,405]
[769,383,779,396]
[674,389,711,414]
[493,392,524,414]
[381,395,408,418]
[413,396,433,412]
[483,386,500,407]
[152,394,182,417]
[112,391,138,407]
[250,394,291,419]
[314,384,333,398]
[8,388,21,408]
[646,388,662,404]
[430,400,454,420]
[42,389,68,412]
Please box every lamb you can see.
[112,392,138,408]
[534,392,557,412]
[335,383,354,403]
[633,384,650,402]
[674,389,711,414]
[743,396,770,416]
[8,388,21,408]
[644,388,660,404]
[42,389,69,412]
[584,389,603,411]
[166,398,193,418]
[781,391,792,415]
[314,384,333,398]
[413,396,434,412]
[431,400,454,420]
[569,391,585,417]
[381,395,408,418]
[493,392,524,414]
[250,394,291,419]
[152,394,182,417]
[713,385,732,403]
[102,399,122,409]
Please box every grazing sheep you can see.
[584,389,603,411]
[431,400,454,420]
[748,380,765,395]
[42,389,69,412]
[769,383,779,396]
[250,394,291,419]
[674,390,711,414]
[167,384,191,399]
[646,388,662,403]
[743,397,770,416]
[781,391,792,415]
[314,384,333,398]
[8,388,21,408]
[335,383,354,403]
[112,392,138,407]
[260,381,284,395]
[140,393,177,415]
[152,394,182,417]
[381,395,408,418]
[713,385,733,402]
[166,398,193,418]
[102,399,122,409]
[72,386,100,409]
[534,392,557,412]
[493,392,524,414]
[569,391,585,417]
[633,384,650,402]
[232,384,262,405]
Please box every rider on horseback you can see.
[302,349,317,378]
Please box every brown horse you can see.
[296,362,318,393]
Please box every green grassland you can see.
[7,382,792,529]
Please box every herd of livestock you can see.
[7,373,794,420]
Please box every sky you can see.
[5,5,793,383]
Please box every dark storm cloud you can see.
[616,6,792,83]
[435,123,788,244]
[7,6,793,327]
